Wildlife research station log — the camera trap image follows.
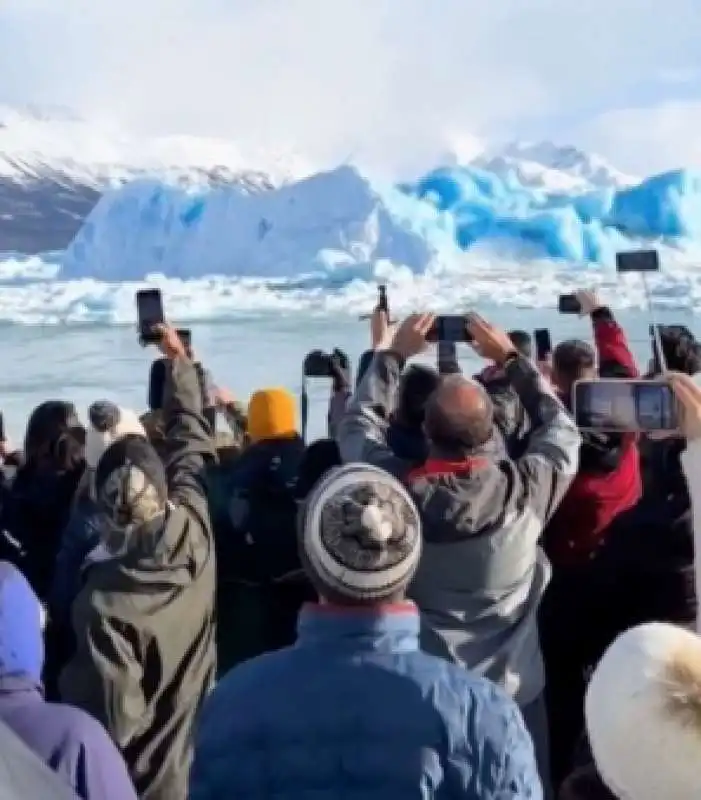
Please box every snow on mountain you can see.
[474,140,636,192]
[0,105,308,186]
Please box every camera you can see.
[302,349,350,379]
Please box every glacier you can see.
[61,162,701,283]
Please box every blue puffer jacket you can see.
[190,602,541,799]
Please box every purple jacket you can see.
[0,561,137,800]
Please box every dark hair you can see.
[424,377,493,456]
[394,365,441,429]
[296,438,341,498]
[508,330,532,359]
[553,339,596,386]
[23,400,85,472]
[654,325,701,375]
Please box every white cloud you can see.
[0,0,699,174]
[575,101,701,175]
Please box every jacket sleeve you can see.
[336,351,410,478]
[355,349,375,388]
[680,438,701,635]
[327,389,351,439]
[79,719,139,800]
[49,510,99,624]
[162,357,217,529]
[591,307,639,377]
[60,609,146,748]
[506,355,581,522]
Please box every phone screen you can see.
[615,250,659,273]
[428,315,472,343]
[136,290,164,342]
[534,329,552,360]
[573,380,677,432]
[558,294,581,314]
[378,285,388,313]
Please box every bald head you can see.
[424,375,494,456]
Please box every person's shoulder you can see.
[198,648,301,722]
[42,701,117,749]
[412,652,525,736]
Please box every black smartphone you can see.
[0,412,5,442]
[534,328,552,361]
[176,328,192,351]
[615,250,659,273]
[573,379,677,433]
[558,294,581,314]
[303,350,333,378]
[136,289,165,345]
[427,315,473,343]
[378,285,388,315]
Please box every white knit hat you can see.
[85,401,147,470]
[299,463,422,602]
[586,622,701,800]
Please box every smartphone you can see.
[573,379,677,433]
[615,250,660,273]
[0,412,5,442]
[176,328,192,350]
[558,294,581,314]
[427,315,473,343]
[534,328,552,361]
[136,289,165,345]
[378,285,388,315]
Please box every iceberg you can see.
[61,161,701,283]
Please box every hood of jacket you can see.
[0,562,43,686]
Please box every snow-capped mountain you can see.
[0,106,307,253]
[0,106,636,254]
[473,140,636,192]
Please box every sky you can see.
[1,0,700,176]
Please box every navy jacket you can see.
[190,602,542,799]
[0,561,137,800]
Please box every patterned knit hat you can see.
[586,622,701,800]
[86,401,148,469]
[299,463,422,602]
[92,434,169,556]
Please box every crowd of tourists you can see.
[0,288,700,799]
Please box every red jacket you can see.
[545,310,642,568]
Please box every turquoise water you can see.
[3,306,697,443]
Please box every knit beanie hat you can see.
[86,401,148,469]
[586,622,701,800]
[247,388,297,443]
[299,463,422,602]
[92,434,169,556]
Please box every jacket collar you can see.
[297,602,419,653]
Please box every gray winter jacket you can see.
[337,350,580,706]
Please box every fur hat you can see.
[586,622,701,800]
[85,401,147,469]
[299,463,422,602]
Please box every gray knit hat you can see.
[299,463,422,602]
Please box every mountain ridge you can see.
[0,106,638,255]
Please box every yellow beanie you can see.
[247,388,297,443]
